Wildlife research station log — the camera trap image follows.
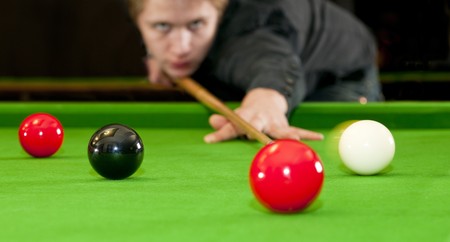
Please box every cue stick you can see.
[173,77,273,145]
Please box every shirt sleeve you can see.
[213,28,307,115]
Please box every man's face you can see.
[137,0,220,78]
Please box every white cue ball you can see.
[338,120,395,175]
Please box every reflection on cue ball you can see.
[338,120,395,175]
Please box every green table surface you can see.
[0,102,449,242]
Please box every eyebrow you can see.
[143,10,210,24]
[145,17,206,26]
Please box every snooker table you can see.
[0,102,449,242]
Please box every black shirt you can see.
[193,0,377,112]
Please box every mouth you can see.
[170,61,191,70]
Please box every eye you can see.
[188,19,204,31]
[153,22,171,33]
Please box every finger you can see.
[144,59,159,85]
[149,71,173,87]
[245,116,266,140]
[157,70,176,87]
[149,71,159,84]
[208,114,229,130]
[158,78,175,87]
[149,61,162,84]
[269,127,324,141]
[296,128,324,140]
[146,60,173,87]
[204,123,241,143]
[144,59,156,85]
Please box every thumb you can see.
[209,114,229,130]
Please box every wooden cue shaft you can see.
[175,77,273,145]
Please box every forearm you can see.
[214,30,308,115]
[245,60,307,115]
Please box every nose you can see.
[169,29,192,57]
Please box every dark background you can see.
[354,0,449,71]
[0,0,449,100]
[0,0,146,77]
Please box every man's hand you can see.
[204,88,324,143]
[144,58,174,87]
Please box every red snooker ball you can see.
[249,139,324,213]
[18,113,64,158]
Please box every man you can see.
[127,0,382,143]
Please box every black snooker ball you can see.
[87,124,144,180]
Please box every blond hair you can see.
[127,0,229,21]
